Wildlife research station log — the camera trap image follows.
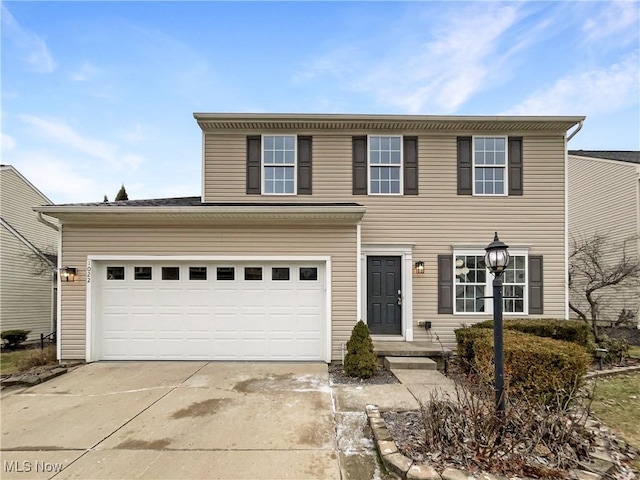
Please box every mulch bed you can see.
[328,362,400,385]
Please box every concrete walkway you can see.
[1,362,454,480]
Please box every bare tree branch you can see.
[569,234,640,341]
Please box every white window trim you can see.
[452,248,528,315]
[261,134,297,196]
[472,135,508,197]
[367,134,404,196]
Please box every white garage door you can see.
[93,261,326,361]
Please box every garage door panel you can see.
[96,261,326,361]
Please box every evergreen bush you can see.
[1,329,31,348]
[472,331,590,406]
[343,320,377,378]
[472,318,594,351]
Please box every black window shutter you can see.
[246,135,261,195]
[438,255,453,314]
[352,136,368,195]
[297,136,312,195]
[528,255,543,314]
[403,136,418,195]
[508,137,523,196]
[457,137,472,195]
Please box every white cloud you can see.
[9,152,101,204]
[582,1,639,45]
[502,53,640,116]
[1,4,56,73]
[120,124,150,144]
[1,133,16,152]
[296,3,534,114]
[18,115,145,171]
[69,62,101,82]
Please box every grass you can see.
[0,346,57,375]
[590,372,640,452]
[628,345,640,359]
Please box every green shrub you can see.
[344,320,377,379]
[1,329,31,348]
[454,327,493,373]
[473,331,590,405]
[472,318,594,351]
[597,335,630,365]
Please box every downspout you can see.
[36,211,60,356]
[564,120,583,320]
[567,120,583,142]
[37,212,59,231]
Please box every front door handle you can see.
[397,289,402,306]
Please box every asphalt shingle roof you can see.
[54,196,363,208]
[568,150,640,164]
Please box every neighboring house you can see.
[35,113,584,362]
[568,150,640,326]
[1,165,58,342]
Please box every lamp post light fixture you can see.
[484,232,510,417]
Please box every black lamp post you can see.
[484,232,510,416]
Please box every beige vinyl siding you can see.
[568,155,640,324]
[0,166,57,341]
[203,133,568,346]
[0,167,57,252]
[59,225,357,360]
[0,226,55,340]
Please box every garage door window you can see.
[245,267,262,280]
[107,266,125,280]
[300,267,318,281]
[216,267,235,281]
[272,267,290,281]
[162,267,180,281]
[134,267,152,280]
[189,267,207,280]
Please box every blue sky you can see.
[2,1,639,204]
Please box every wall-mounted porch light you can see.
[414,261,425,274]
[60,267,77,282]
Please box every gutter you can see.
[37,211,60,231]
[567,120,584,142]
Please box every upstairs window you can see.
[247,136,312,196]
[353,136,417,195]
[457,136,523,196]
[369,136,402,194]
[474,137,507,195]
[263,135,296,195]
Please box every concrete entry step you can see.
[384,356,437,370]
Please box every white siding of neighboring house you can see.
[0,166,58,341]
[568,155,640,326]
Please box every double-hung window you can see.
[453,249,527,314]
[263,135,296,195]
[473,137,507,195]
[369,136,402,194]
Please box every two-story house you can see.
[568,150,640,327]
[1,165,58,342]
[35,113,584,363]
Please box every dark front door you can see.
[367,256,402,335]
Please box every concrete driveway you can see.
[1,362,342,479]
